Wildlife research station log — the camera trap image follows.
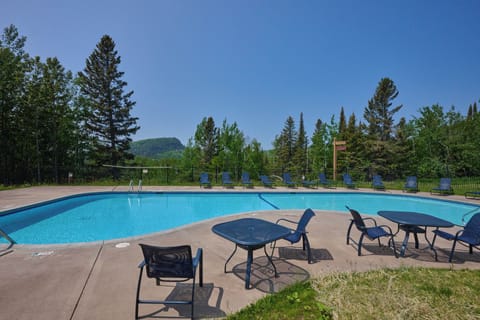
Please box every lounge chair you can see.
[403,176,419,193]
[319,173,335,188]
[241,172,253,188]
[431,178,453,195]
[372,175,386,191]
[272,208,316,263]
[221,172,234,188]
[431,212,480,262]
[260,175,274,188]
[282,172,296,188]
[301,177,317,189]
[199,172,211,188]
[136,244,203,319]
[343,173,356,189]
[346,206,398,257]
[465,191,480,200]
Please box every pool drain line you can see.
[69,241,104,320]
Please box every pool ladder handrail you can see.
[128,179,142,192]
[0,227,15,245]
[138,179,142,192]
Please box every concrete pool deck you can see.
[1,186,479,319]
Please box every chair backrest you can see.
[297,208,316,233]
[463,213,480,240]
[139,244,194,280]
[405,176,417,187]
[242,172,250,182]
[319,173,328,183]
[373,175,382,182]
[343,174,353,184]
[439,178,451,190]
[222,172,231,182]
[200,172,209,183]
[283,173,292,182]
[346,206,366,231]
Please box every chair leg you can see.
[191,276,196,319]
[302,234,313,263]
[358,234,365,256]
[390,236,398,258]
[135,267,144,320]
[449,240,458,263]
[470,245,473,255]
[346,220,354,245]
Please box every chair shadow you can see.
[278,247,334,263]
[357,243,398,257]
[231,256,310,293]
[139,282,226,319]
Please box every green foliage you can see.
[129,138,184,159]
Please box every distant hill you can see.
[130,137,185,159]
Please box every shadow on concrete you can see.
[137,283,226,319]
[278,247,334,263]
[232,256,309,293]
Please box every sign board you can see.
[335,140,346,145]
[335,145,347,151]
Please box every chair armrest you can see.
[276,218,298,226]
[138,260,146,269]
[363,217,378,227]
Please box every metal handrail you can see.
[128,180,134,192]
[0,228,15,245]
[138,180,142,192]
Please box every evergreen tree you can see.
[364,78,402,141]
[338,107,347,139]
[0,25,29,185]
[274,116,297,173]
[78,35,139,178]
[294,112,308,175]
[194,116,219,168]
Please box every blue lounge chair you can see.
[346,206,398,257]
[221,172,234,188]
[403,176,419,193]
[432,212,480,262]
[282,172,296,188]
[302,177,317,189]
[272,208,316,263]
[319,173,335,188]
[431,178,453,195]
[465,191,480,200]
[343,173,356,189]
[136,244,203,319]
[372,175,386,191]
[199,172,211,188]
[260,175,274,188]
[241,172,253,188]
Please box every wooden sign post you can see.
[333,138,346,181]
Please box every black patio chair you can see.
[346,206,398,257]
[136,244,203,319]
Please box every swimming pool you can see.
[1,192,478,244]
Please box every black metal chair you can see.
[346,206,398,257]
[272,208,316,263]
[136,244,203,319]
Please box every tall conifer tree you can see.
[78,35,139,177]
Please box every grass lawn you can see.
[227,267,480,320]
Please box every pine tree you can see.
[78,35,139,178]
[364,78,402,141]
[274,116,297,172]
[294,112,308,175]
[194,116,219,168]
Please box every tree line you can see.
[1,24,479,186]
[0,25,138,185]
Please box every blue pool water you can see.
[0,192,478,244]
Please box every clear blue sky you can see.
[3,0,480,148]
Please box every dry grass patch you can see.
[314,267,480,319]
